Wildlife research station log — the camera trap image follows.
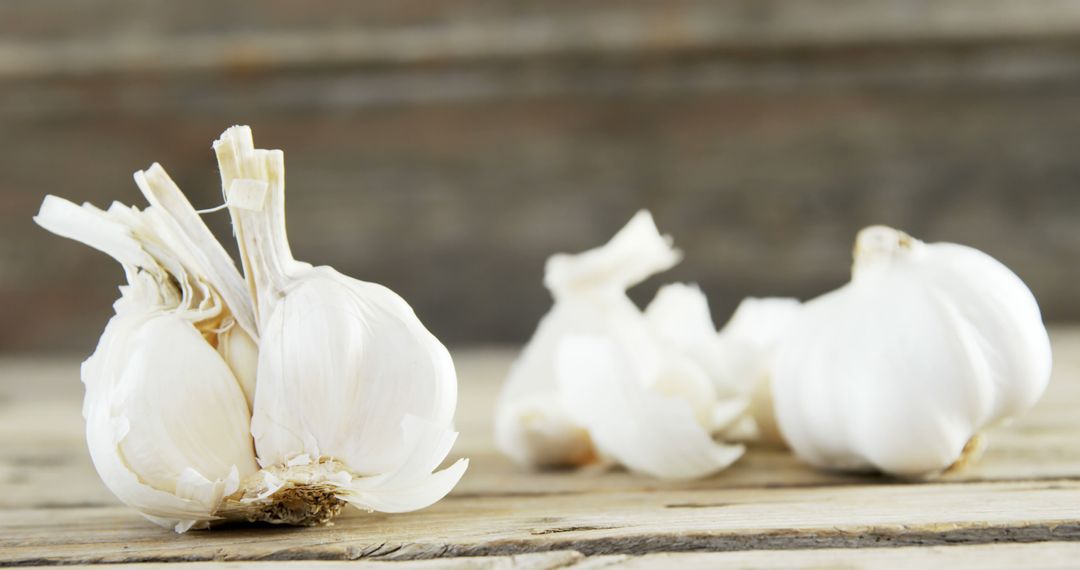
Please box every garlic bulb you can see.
[772,225,1052,477]
[495,211,745,479]
[34,126,466,531]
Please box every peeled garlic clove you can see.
[773,226,1052,477]
[215,126,465,518]
[35,197,257,532]
[557,336,744,479]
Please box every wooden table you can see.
[3,330,1080,568]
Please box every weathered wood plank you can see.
[2,481,1079,565]
[1,330,1079,565]
[591,542,1080,569]
[25,552,584,570]
[7,0,1080,78]
[21,543,1080,569]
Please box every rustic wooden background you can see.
[4,0,1080,352]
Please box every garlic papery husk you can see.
[495,211,745,478]
[132,164,260,406]
[35,195,259,532]
[772,225,1052,478]
[214,126,466,518]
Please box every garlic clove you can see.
[214,126,464,515]
[103,315,258,493]
[495,211,678,469]
[132,163,261,406]
[644,282,718,351]
[248,273,458,474]
[36,196,258,531]
[544,210,682,298]
[714,297,801,445]
[344,415,468,513]
[557,336,745,480]
[495,395,596,468]
[644,284,800,443]
[772,226,1052,477]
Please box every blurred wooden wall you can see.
[4,0,1080,352]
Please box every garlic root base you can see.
[216,457,355,527]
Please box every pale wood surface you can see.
[2,329,1080,567]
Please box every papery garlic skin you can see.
[215,126,466,518]
[35,195,259,532]
[495,211,745,479]
[772,226,1052,477]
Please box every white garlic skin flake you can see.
[772,226,1052,478]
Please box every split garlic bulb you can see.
[772,226,1052,477]
[495,211,745,479]
[34,126,465,531]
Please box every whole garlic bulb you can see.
[34,126,466,531]
[495,211,745,479]
[772,226,1052,477]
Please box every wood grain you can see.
[4,1,1080,353]
[1,329,1079,566]
[19,544,1080,570]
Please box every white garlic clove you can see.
[132,164,261,406]
[644,284,800,442]
[83,313,257,531]
[35,196,258,532]
[497,211,751,479]
[495,395,596,468]
[772,225,1052,477]
[644,283,719,351]
[495,211,678,469]
[557,336,744,480]
[343,415,468,513]
[215,126,464,515]
[544,210,682,299]
[713,297,802,445]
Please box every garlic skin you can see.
[495,211,745,479]
[216,126,466,516]
[35,194,259,532]
[772,226,1052,477]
